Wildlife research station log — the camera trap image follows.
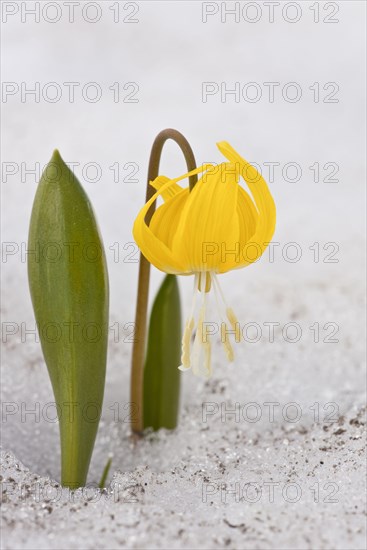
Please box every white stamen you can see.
[179,317,194,371]
[179,274,199,371]
[179,272,240,377]
[191,288,207,377]
[212,272,241,358]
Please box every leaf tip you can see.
[51,148,63,163]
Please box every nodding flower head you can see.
[133,142,276,377]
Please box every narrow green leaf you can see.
[98,455,113,489]
[28,150,109,489]
[143,274,181,430]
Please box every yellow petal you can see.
[133,164,212,274]
[133,210,184,273]
[237,187,258,243]
[172,163,240,272]
[149,187,189,249]
[150,175,183,202]
[216,141,276,270]
[217,186,259,273]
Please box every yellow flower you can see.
[133,142,276,377]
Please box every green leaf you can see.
[28,150,109,489]
[143,275,182,430]
[98,455,113,489]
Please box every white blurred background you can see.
[2,1,365,316]
[2,2,365,295]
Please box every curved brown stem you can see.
[130,129,197,434]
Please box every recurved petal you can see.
[216,142,276,270]
[237,187,258,244]
[217,186,258,273]
[133,164,211,274]
[133,208,185,273]
[172,163,240,272]
[149,187,189,249]
[150,175,183,202]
